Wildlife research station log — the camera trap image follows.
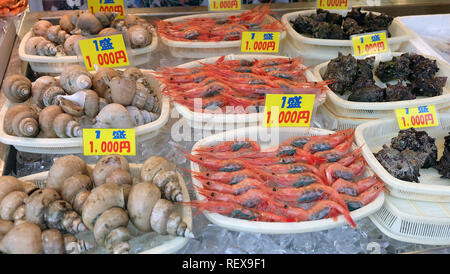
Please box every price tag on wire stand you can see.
[351,31,389,57]
[87,0,126,19]
[78,34,129,71]
[83,128,136,156]
[395,105,439,130]
[317,0,349,10]
[209,0,241,11]
[241,31,280,53]
[263,94,315,127]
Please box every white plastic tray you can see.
[19,30,159,74]
[355,113,450,202]
[313,52,450,119]
[317,101,377,131]
[370,194,450,245]
[0,70,170,154]
[397,14,450,65]
[167,54,325,131]
[19,163,192,254]
[281,9,410,60]
[159,12,286,59]
[190,126,385,234]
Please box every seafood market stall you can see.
[0,0,450,254]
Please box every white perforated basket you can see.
[166,54,325,131]
[281,9,410,60]
[317,101,378,131]
[19,163,192,254]
[355,113,450,202]
[0,70,170,154]
[370,195,450,245]
[159,12,286,59]
[19,30,158,74]
[190,126,385,234]
[314,52,450,119]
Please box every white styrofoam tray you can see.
[313,52,450,118]
[355,113,450,202]
[370,194,450,246]
[158,12,286,59]
[0,70,170,154]
[281,9,410,59]
[166,54,325,131]
[19,30,158,74]
[19,163,192,254]
[190,126,385,234]
[397,14,450,65]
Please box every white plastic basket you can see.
[159,12,286,59]
[314,52,450,119]
[0,70,170,154]
[19,30,159,74]
[355,113,450,202]
[370,194,450,245]
[317,101,378,131]
[397,14,450,65]
[19,163,192,254]
[167,54,325,131]
[190,126,385,234]
[281,9,410,60]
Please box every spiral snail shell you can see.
[3,105,39,137]
[2,75,32,103]
[60,65,92,94]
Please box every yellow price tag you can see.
[83,128,136,156]
[78,34,129,71]
[317,0,349,10]
[352,31,389,57]
[241,32,280,53]
[87,0,126,19]
[395,105,439,130]
[209,0,241,11]
[263,94,315,127]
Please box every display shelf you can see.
[1,2,450,254]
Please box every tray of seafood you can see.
[19,11,158,74]
[281,8,409,60]
[155,5,285,59]
[0,155,192,254]
[355,113,450,202]
[0,66,170,154]
[313,52,450,118]
[153,54,328,130]
[370,195,450,245]
[184,126,386,234]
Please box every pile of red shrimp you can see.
[182,129,386,227]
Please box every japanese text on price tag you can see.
[241,32,280,53]
[83,128,136,156]
[395,105,439,130]
[352,31,389,57]
[317,0,349,10]
[88,0,125,19]
[263,94,315,127]
[78,34,129,71]
[209,0,240,11]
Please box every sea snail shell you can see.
[2,74,32,103]
[60,65,92,94]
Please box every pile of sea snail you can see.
[27,11,153,57]
[2,66,161,138]
[0,154,192,254]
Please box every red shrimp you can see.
[184,200,291,222]
[303,129,355,153]
[325,156,367,185]
[196,178,271,195]
[340,182,386,211]
[331,176,381,196]
[193,139,261,153]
